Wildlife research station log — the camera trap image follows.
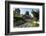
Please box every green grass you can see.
[14,16,39,27]
[30,18,39,27]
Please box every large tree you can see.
[25,11,29,15]
[15,8,20,13]
[14,8,20,18]
[14,8,20,14]
[31,9,39,22]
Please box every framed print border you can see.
[5,1,45,35]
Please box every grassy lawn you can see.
[14,17,39,27]
[30,19,39,27]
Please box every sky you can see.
[13,8,39,16]
[20,8,32,15]
[20,8,39,15]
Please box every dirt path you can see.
[16,22,32,27]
